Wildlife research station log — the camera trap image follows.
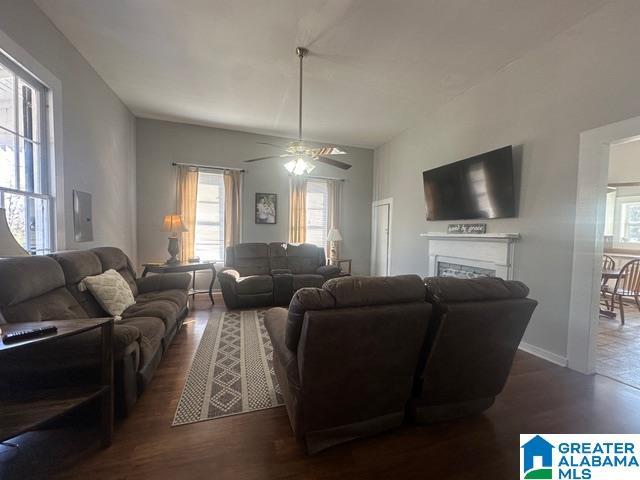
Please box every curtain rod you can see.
[172,162,245,172]
[302,174,346,182]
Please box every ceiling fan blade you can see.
[316,156,352,170]
[310,146,347,156]
[256,142,289,151]
[243,156,279,163]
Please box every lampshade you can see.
[327,228,343,242]
[161,214,188,234]
[0,208,28,257]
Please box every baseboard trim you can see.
[518,342,568,367]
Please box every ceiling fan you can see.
[243,47,352,175]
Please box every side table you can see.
[336,259,353,274]
[0,318,114,448]
[142,261,216,305]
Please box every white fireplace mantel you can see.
[421,232,520,280]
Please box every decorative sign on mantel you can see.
[447,223,487,234]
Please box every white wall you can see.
[609,140,640,184]
[373,0,640,360]
[0,0,137,260]
[136,118,373,275]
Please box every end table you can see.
[142,261,216,305]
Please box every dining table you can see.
[600,268,625,318]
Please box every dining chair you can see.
[601,255,616,311]
[603,258,640,325]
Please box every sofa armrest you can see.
[264,307,300,388]
[218,268,240,282]
[316,264,341,279]
[136,273,191,294]
[271,268,292,275]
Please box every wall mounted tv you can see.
[423,146,516,221]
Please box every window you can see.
[620,201,640,243]
[306,179,328,248]
[194,172,225,261]
[0,52,51,254]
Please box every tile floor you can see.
[597,304,640,387]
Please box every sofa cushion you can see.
[229,243,271,276]
[49,250,103,285]
[119,317,165,368]
[292,274,325,290]
[285,287,336,351]
[286,244,321,274]
[0,256,67,306]
[136,289,188,309]
[49,250,108,317]
[91,247,139,296]
[236,275,273,295]
[121,299,179,334]
[324,275,425,308]
[82,269,137,316]
[424,277,529,303]
[1,287,88,324]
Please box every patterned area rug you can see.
[173,310,283,426]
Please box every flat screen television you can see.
[423,146,516,221]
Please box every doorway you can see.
[371,198,392,276]
[568,114,640,375]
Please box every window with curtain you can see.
[194,172,225,261]
[305,179,329,248]
[0,51,52,254]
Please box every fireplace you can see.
[437,261,496,279]
[420,232,520,280]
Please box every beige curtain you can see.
[327,179,343,256]
[289,176,307,243]
[176,166,199,262]
[223,170,242,247]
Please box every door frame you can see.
[568,115,640,374]
[371,198,393,275]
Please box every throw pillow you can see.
[82,269,136,316]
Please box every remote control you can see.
[2,326,58,344]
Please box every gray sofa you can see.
[218,242,341,309]
[265,275,537,454]
[0,247,190,415]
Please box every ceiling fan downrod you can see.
[296,47,308,142]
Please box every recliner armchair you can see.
[218,242,340,308]
[410,276,537,423]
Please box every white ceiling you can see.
[35,0,605,148]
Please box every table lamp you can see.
[162,214,187,264]
[327,228,342,265]
[0,207,28,257]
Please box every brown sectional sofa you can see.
[219,242,341,308]
[265,275,537,454]
[0,247,190,415]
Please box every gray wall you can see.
[136,118,373,275]
[0,0,137,260]
[373,0,640,360]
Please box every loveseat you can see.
[218,242,341,309]
[265,275,537,453]
[0,247,190,415]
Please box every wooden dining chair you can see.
[601,255,616,310]
[603,258,640,325]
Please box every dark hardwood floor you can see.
[4,296,640,479]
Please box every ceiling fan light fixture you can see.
[285,159,297,173]
[285,157,315,176]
